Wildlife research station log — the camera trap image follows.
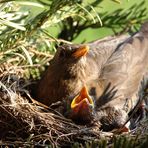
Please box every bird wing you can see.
[97,22,148,112]
[84,34,130,86]
[88,34,130,67]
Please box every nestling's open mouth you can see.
[71,86,94,110]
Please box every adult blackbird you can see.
[35,34,129,105]
[68,22,148,131]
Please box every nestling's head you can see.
[65,86,95,124]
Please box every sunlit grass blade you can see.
[76,3,96,24]
[21,46,33,65]
[89,5,102,26]
[15,1,44,8]
[0,18,26,31]
[111,0,121,4]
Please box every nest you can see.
[0,63,148,147]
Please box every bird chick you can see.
[67,86,95,124]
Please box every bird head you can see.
[47,44,90,100]
[68,86,95,124]
[53,44,89,64]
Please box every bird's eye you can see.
[68,46,72,51]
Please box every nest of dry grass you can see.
[0,64,101,147]
[0,62,148,147]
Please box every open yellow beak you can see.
[71,86,94,110]
[72,45,89,58]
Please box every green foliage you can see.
[72,135,148,148]
[0,0,101,70]
[0,0,147,78]
[102,1,147,34]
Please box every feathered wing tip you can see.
[140,21,148,37]
[133,75,148,111]
[138,75,148,99]
[127,75,148,129]
[141,75,148,107]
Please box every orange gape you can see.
[71,86,94,113]
[71,86,94,109]
[68,86,95,124]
